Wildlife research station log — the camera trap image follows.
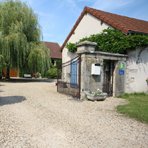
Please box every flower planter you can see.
[84,90,107,101]
[87,94,107,101]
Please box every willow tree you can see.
[0,0,50,78]
[28,43,50,76]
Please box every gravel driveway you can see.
[0,82,148,148]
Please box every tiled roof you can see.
[61,6,148,50]
[44,42,62,59]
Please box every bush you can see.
[66,42,77,53]
[46,67,58,79]
[35,72,41,78]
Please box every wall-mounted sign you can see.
[119,69,124,75]
[119,62,125,70]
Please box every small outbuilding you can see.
[58,7,148,99]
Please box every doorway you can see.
[103,60,116,96]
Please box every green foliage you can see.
[34,72,41,78]
[0,54,5,77]
[46,66,58,79]
[117,93,148,123]
[0,0,50,76]
[54,59,62,68]
[0,54,5,67]
[28,43,50,76]
[67,28,148,54]
[127,35,148,49]
[66,42,77,53]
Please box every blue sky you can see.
[4,0,148,44]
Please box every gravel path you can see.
[0,82,148,148]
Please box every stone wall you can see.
[80,53,103,93]
[62,41,148,99]
[77,41,127,99]
[114,61,126,96]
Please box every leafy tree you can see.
[0,0,50,78]
[28,43,50,76]
[0,54,5,78]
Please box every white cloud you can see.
[56,0,81,13]
[43,32,55,38]
[92,0,133,11]
[21,0,46,8]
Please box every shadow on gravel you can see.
[0,96,26,106]
[0,78,56,83]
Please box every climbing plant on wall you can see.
[66,42,77,53]
[66,28,148,53]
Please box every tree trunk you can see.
[6,65,10,79]
[0,69,2,79]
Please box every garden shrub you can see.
[35,72,41,78]
[46,67,58,78]
[66,42,77,53]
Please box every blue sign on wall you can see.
[119,69,124,75]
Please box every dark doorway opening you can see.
[103,60,116,96]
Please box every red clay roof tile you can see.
[44,42,61,59]
[61,6,148,50]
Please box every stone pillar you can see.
[77,41,97,54]
[77,41,97,99]
[114,61,126,96]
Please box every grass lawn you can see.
[117,93,148,123]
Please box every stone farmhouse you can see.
[58,7,148,99]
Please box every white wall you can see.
[62,14,109,81]
[125,47,148,93]
[69,13,110,43]
[62,13,110,82]
[62,13,110,64]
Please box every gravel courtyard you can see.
[0,82,148,148]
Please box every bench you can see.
[24,74,32,78]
